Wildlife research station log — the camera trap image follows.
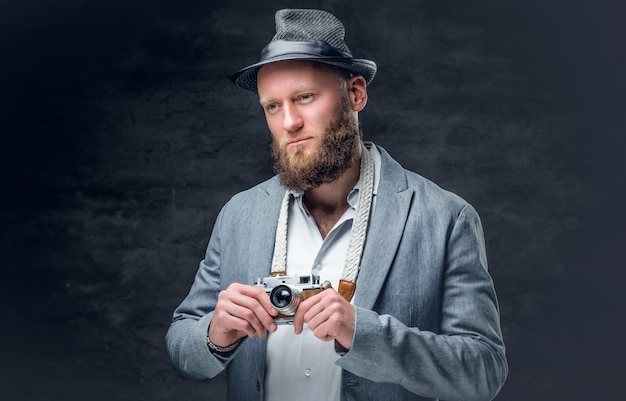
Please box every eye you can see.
[298,93,313,102]
[265,103,280,113]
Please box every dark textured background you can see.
[1,0,624,400]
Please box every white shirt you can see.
[264,144,381,401]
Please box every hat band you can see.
[259,40,353,62]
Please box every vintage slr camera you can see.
[254,274,331,325]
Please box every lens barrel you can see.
[269,284,302,316]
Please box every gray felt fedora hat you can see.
[231,9,377,92]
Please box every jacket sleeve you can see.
[165,209,242,380]
[337,204,508,401]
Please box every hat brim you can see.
[231,55,377,92]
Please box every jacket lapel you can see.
[354,147,414,310]
[246,178,286,283]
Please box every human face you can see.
[257,61,361,190]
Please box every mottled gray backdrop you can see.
[1,0,624,400]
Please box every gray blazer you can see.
[166,145,508,401]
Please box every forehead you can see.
[257,60,339,95]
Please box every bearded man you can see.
[166,9,507,401]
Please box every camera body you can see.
[255,274,329,325]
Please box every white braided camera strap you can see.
[270,143,374,301]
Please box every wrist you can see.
[206,325,242,356]
[207,335,241,353]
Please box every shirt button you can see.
[304,368,312,377]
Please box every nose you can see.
[282,104,303,132]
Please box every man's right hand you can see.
[208,283,279,347]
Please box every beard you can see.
[271,95,362,192]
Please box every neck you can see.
[303,158,360,239]
[303,152,362,216]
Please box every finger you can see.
[311,325,334,342]
[208,310,256,346]
[212,301,268,342]
[309,304,355,349]
[292,306,306,334]
[212,304,258,339]
[292,292,323,334]
[215,302,275,340]
[226,302,273,338]
[251,290,280,319]
[226,284,278,332]
[230,296,276,334]
[300,289,339,324]
[235,283,279,316]
[303,300,333,333]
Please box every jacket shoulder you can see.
[377,145,471,216]
[223,175,282,208]
[407,170,469,212]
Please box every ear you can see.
[347,75,368,112]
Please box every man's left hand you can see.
[292,289,355,350]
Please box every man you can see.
[166,8,507,401]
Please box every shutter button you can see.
[304,368,312,377]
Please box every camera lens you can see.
[269,284,301,316]
[272,287,292,308]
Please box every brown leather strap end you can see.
[338,279,356,302]
[301,288,323,301]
